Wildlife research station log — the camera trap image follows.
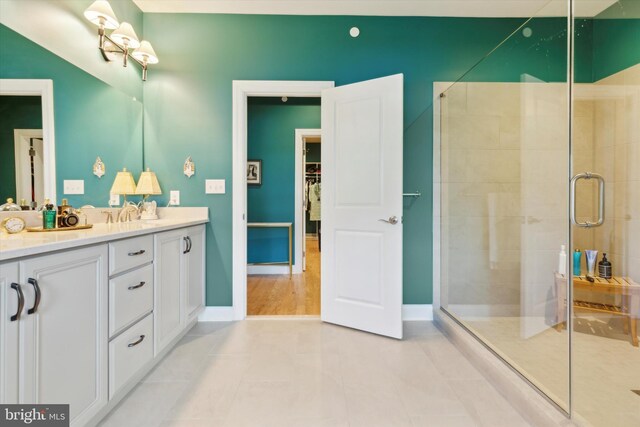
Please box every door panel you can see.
[0,262,20,404]
[185,225,205,323]
[19,245,108,426]
[321,74,403,339]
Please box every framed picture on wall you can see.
[247,160,262,185]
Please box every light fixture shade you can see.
[135,168,162,195]
[84,1,119,30]
[110,22,140,49]
[110,168,137,195]
[132,41,159,64]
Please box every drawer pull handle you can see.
[128,249,146,256]
[10,283,25,322]
[127,334,146,347]
[27,278,41,315]
[128,281,146,290]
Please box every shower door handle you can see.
[570,172,605,228]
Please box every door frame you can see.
[0,79,56,204]
[232,80,334,320]
[295,128,321,273]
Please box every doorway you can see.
[245,97,322,315]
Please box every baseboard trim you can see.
[198,306,235,321]
[199,304,434,322]
[247,265,301,275]
[402,304,433,320]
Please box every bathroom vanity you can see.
[0,210,207,426]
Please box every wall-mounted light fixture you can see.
[84,1,158,80]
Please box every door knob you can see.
[379,216,399,225]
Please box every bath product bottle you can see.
[558,245,567,276]
[42,200,57,230]
[20,199,29,210]
[598,253,612,279]
[573,249,582,276]
[585,250,598,277]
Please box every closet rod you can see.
[403,191,421,198]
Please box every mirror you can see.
[0,24,143,208]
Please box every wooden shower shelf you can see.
[554,275,639,347]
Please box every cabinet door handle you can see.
[127,281,146,290]
[27,278,41,315]
[187,236,192,253]
[183,237,189,254]
[128,249,146,256]
[127,334,145,347]
[10,283,24,322]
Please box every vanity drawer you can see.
[109,235,153,275]
[109,314,153,399]
[109,263,153,337]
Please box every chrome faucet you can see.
[101,210,113,224]
[117,202,140,222]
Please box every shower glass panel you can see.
[438,0,571,411]
[571,1,640,426]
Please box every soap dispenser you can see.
[598,253,612,279]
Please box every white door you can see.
[19,245,108,426]
[321,74,404,339]
[14,129,44,204]
[185,225,206,323]
[154,229,185,355]
[0,262,20,404]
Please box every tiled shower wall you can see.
[441,81,571,313]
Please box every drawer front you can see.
[109,235,153,276]
[109,264,154,337]
[109,314,153,399]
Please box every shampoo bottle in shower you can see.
[573,249,582,276]
[598,253,612,279]
[558,245,567,276]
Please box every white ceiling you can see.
[132,0,617,18]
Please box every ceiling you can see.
[132,0,617,18]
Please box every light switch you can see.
[205,179,225,194]
[63,180,84,194]
[169,190,180,205]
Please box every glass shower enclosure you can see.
[435,0,639,425]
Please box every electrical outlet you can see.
[63,179,84,195]
[205,179,225,194]
[169,190,180,205]
[109,194,120,206]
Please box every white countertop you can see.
[0,208,209,261]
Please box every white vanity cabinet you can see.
[0,245,108,427]
[154,225,205,356]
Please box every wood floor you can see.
[247,237,320,315]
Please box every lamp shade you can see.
[135,168,162,195]
[110,22,140,49]
[132,41,159,64]
[84,1,119,29]
[110,168,137,195]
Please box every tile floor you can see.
[99,320,533,427]
[463,314,640,427]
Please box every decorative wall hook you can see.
[184,156,195,178]
[93,156,106,178]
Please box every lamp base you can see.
[140,212,158,220]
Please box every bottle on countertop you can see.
[20,199,30,210]
[598,253,612,279]
[558,245,567,277]
[42,199,57,229]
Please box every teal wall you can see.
[247,97,321,263]
[142,14,576,306]
[0,25,143,207]
[0,96,42,202]
[592,18,640,81]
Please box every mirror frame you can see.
[0,79,56,203]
